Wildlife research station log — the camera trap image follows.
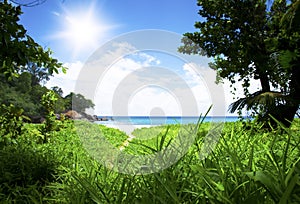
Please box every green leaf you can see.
[245,171,281,195]
[215,182,225,191]
[279,174,298,204]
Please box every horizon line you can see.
[96,115,246,117]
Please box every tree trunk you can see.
[256,44,271,92]
[289,65,300,104]
[269,65,300,128]
[269,105,298,128]
[258,71,271,92]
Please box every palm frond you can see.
[229,91,287,113]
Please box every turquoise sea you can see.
[95,116,245,126]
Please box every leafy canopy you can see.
[179,0,300,122]
[0,1,85,118]
[0,0,66,79]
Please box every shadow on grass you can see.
[0,144,59,203]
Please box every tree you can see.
[51,86,63,97]
[0,0,65,80]
[277,0,300,114]
[24,62,53,85]
[0,0,66,123]
[15,72,32,93]
[51,86,66,113]
[64,92,95,113]
[179,0,300,127]
[0,79,38,115]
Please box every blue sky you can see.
[20,0,200,62]
[17,0,260,116]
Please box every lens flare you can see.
[52,3,114,58]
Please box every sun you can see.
[53,3,112,58]
[65,14,100,49]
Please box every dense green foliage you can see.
[64,92,95,113]
[0,70,95,117]
[179,0,300,127]
[0,103,27,147]
[0,0,64,79]
[0,73,95,117]
[0,120,299,203]
[1,1,299,203]
[0,1,94,119]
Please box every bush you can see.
[0,104,28,147]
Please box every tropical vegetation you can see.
[0,0,94,121]
[179,0,300,127]
[0,119,299,203]
[1,0,300,203]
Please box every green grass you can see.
[0,119,299,203]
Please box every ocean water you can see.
[94,116,247,135]
[95,116,242,126]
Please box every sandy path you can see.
[103,124,153,150]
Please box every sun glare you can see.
[53,3,112,58]
[66,15,99,47]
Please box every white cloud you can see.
[181,62,226,116]
[93,49,221,116]
[48,42,259,117]
[93,48,164,115]
[137,52,161,66]
[183,62,203,85]
[45,61,83,96]
[128,87,181,116]
[52,11,60,17]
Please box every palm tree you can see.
[229,91,297,127]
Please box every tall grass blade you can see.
[158,126,170,151]
[279,174,298,204]
[116,177,127,204]
[71,173,104,204]
[153,173,179,203]
[246,171,280,202]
